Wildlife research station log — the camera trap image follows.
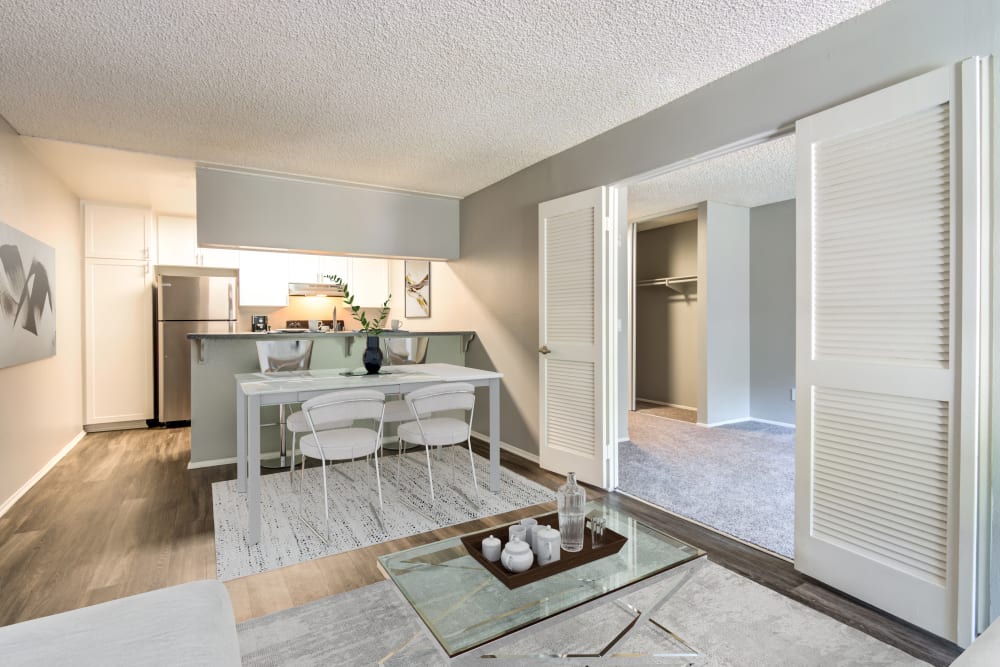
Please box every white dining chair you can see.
[290,388,386,541]
[397,382,477,502]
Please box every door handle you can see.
[539,345,551,355]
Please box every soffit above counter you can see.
[196,167,460,260]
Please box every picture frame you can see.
[404,260,430,318]
[0,221,57,369]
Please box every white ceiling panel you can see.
[0,1,882,197]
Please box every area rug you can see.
[237,560,925,666]
[619,411,794,557]
[213,450,555,580]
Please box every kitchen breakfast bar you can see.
[185,330,476,467]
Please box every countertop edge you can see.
[187,331,476,340]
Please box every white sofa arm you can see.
[952,616,1000,666]
[0,580,240,666]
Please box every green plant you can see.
[323,274,391,335]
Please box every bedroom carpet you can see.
[213,450,555,580]
[619,412,795,557]
[237,559,924,666]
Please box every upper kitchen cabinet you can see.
[156,215,240,268]
[350,257,390,307]
[156,215,198,265]
[199,246,241,269]
[84,202,152,260]
[317,255,350,284]
[286,253,321,284]
[239,250,288,307]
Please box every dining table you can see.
[234,363,503,544]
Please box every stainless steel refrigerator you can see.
[154,270,237,423]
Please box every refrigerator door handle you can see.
[228,283,235,322]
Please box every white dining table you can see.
[235,363,503,544]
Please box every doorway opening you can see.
[617,133,798,558]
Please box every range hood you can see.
[288,282,345,297]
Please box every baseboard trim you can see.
[698,417,750,427]
[748,417,796,428]
[0,430,86,518]
[470,430,540,464]
[84,420,148,433]
[188,451,281,469]
[635,398,696,411]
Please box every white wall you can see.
[457,0,997,457]
[697,202,750,424]
[749,199,796,424]
[0,117,83,509]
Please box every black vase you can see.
[363,335,383,374]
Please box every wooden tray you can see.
[459,512,627,589]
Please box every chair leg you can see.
[466,436,480,501]
[396,438,404,484]
[321,458,330,542]
[373,449,384,510]
[288,431,298,490]
[424,443,436,502]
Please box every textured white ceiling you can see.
[628,133,796,220]
[0,1,882,197]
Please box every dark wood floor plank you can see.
[0,428,961,665]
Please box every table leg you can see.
[489,378,500,493]
[236,382,247,493]
[248,395,262,544]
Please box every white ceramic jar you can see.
[500,537,534,573]
[481,534,502,562]
[535,527,561,566]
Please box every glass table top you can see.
[377,499,703,657]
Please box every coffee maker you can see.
[251,314,269,332]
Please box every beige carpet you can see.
[620,411,794,557]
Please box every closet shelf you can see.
[637,275,698,294]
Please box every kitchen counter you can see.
[187,330,475,340]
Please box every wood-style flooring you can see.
[0,428,962,665]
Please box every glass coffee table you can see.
[377,499,705,664]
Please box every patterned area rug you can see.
[620,412,795,557]
[238,560,926,666]
[213,450,555,580]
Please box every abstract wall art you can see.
[0,221,56,369]
[404,260,430,318]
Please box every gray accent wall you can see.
[635,222,698,408]
[456,0,998,457]
[196,167,461,260]
[749,199,796,425]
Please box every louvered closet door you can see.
[795,61,985,644]
[538,187,610,487]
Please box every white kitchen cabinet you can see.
[318,255,350,284]
[286,253,320,284]
[156,215,198,265]
[198,246,241,269]
[84,202,152,261]
[239,250,289,306]
[349,257,390,307]
[84,257,153,426]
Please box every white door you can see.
[84,258,153,425]
[538,187,617,488]
[795,60,987,644]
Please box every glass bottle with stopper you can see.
[557,472,586,552]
